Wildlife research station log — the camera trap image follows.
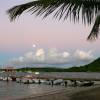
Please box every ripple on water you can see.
[0,81,65,100]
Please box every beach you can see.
[70,86,100,100]
[1,72,100,100]
[17,85,100,100]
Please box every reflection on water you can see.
[0,81,64,100]
[1,72,100,100]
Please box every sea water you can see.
[0,81,64,100]
[0,72,100,100]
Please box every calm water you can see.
[0,72,100,100]
[0,81,64,100]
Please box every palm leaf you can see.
[87,15,100,40]
[7,0,100,40]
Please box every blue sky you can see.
[0,0,100,68]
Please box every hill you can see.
[17,67,68,72]
[16,58,100,72]
[67,58,100,72]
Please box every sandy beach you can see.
[70,86,100,100]
[17,85,100,100]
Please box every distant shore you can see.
[17,85,100,100]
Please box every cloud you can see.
[9,48,95,67]
[74,50,94,61]
[35,49,45,62]
[10,48,70,67]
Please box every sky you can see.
[0,0,100,68]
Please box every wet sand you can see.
[70,86,100,100]
[17,86,100,100]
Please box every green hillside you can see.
[67,58,100,72]
[17,67,68,72]
[10,58,100,72]
[80,57,100,72]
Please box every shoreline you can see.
[70,86,100,100]
[17,85,100,100]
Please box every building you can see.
[4,67,16,72]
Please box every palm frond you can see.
[7,0,100,40]
[87,15,100,40]
[7,0,100,22]
[7,1,38,21]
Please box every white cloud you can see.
[62,52,70,58]
[24,52,33,58]
[10,48,70,67]
[35,49,45,62]
[46,48,70,64]
[74,50,94,61]
[9,49,95,67]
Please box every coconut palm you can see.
[7,0,100,40]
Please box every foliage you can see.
[16,58,100,72]
[17,67,68,72]
[67,57,100,72]
[7,0,100,40]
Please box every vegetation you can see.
[16,58,100,72]
[78,57,100,72]
[17,67,68,72]
[65,57,100,72]
[0,58,100,72]
[7,0,100,40]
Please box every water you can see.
[1,72,100,100]
[0,81,65,100]
[1,72,100,80]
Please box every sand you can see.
[16,85,100,100]
[70,87,100,100]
